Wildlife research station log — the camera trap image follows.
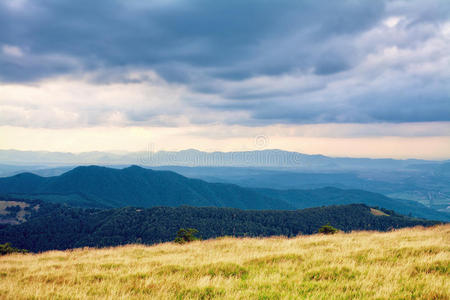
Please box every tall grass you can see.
[0,225,448,299]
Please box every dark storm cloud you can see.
[1,0,449,126]
[0,0,385,81]
[246,91,450,125]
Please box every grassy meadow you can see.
[0,225,449,299]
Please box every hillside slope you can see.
[0,225,448,299]
[258,187,449,221]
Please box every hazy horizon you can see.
[1,147,449,161]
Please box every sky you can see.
[0,0,449,159]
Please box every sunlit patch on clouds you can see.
[0,0,449,158]
[383,16,404,28]
[0,70,252,128]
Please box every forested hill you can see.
[0,198,440,252]
[0,165,447,221]
[0,165,293,210]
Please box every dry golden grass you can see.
[0,225,449,299]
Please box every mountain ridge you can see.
[0,165,448,221]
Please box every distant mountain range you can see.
[1,149,448,213]
[2,162,449,214]
[0,165,448,221]
[0,149,446,171]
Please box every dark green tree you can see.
[174,228,201,244]
[318,224,339,235]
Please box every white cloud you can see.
[3,0,28,10]
[0,70,244,128]
[442,22,450,38]
[2,45,24,57]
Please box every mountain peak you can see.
[12,172,43,179]
[123,165,149,173]
[60,165,112,177]
[67,165,107,172]
[124,165,145,170]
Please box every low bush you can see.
[318,224,339,235]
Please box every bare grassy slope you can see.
[1,225,449,299]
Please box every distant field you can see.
[387,191,450,211]
[0,225,449,299]
[0,200,33,224]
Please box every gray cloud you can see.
[0,0,385,81]
[0,0,449,127]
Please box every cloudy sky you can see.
[0,0,449,158]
